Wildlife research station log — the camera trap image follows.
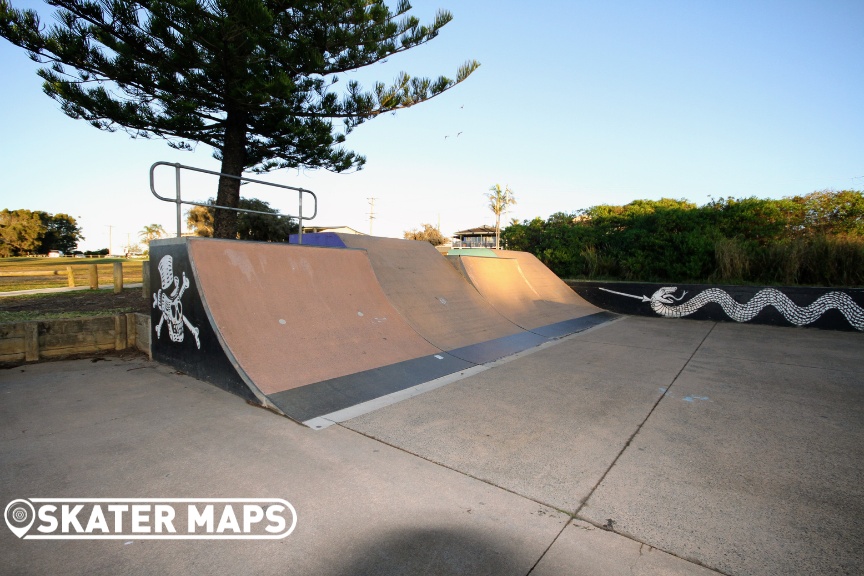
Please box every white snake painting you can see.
[599,286,864,330]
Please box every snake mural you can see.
[599,286,864,331]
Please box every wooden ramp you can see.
[149,238,472,426]
[449,253,611,338]
[148,236,617,428]
[330,234,548,363]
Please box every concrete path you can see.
[1,316,862,575]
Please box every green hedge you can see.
[502,191,864,286]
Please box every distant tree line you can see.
[502,190,864,286]
[0,209,84,257]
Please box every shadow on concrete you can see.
[328,526,524,576]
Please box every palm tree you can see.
[139,224,167,245]
[485,184,517,249]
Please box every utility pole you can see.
[367,197,377,235]
[106,225,113,255]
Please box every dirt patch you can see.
[0,288,150,322]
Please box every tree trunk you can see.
[213,110,247,239]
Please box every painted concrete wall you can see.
[570,281,864,332]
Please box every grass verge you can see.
[0,257,145,292]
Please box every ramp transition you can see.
[150,236,616,427]
[300,234,547,363]
[448,252,612,337]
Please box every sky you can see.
[1,0,863,252]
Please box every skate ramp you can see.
[149,236,617,427]
[299,233,613,340]
[189,240,441,392]
[496,250,596,306]
[451,255,611,337]
[149,238,472,425]
[297,234,548,363]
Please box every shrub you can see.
[503,191,864,286]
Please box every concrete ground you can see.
[1,315,862,575]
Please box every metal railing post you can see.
[174,163,182,237]
[298,190,303,245]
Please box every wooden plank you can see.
[42,332,97,349]
[0,324,25,339]
[0,337,25,356]
[24,322,38,361]
[40,342,115,358]
[42,317,113,335]
[115,315,127,350]
[113,262,123,293]
[125,313,136,347]
[0,270,63,277]
[134,313,151,358]
[0,314,151,362]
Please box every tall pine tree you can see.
[0,0,478,237]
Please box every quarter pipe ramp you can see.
[149,236,617,427]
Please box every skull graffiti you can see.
[153,255,201,348]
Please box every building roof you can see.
[453,225,496,236]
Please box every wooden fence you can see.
[0,262,145,294]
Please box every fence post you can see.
[66,266,75,288]
[125,312,137,348]
[24,322,39,362]
[142,261,150,298]
[114,315,128,350]
[88,264,98,289]
[113,262,123,294]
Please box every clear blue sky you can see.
[2,0,862,252]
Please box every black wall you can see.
[569,281,864,332]
[149,238,258,403]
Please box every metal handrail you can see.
[149,161,317,244]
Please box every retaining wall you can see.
[0,313,151,365]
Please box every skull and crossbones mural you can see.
[153,255,201,348]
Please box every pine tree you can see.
[0,0,479,237]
